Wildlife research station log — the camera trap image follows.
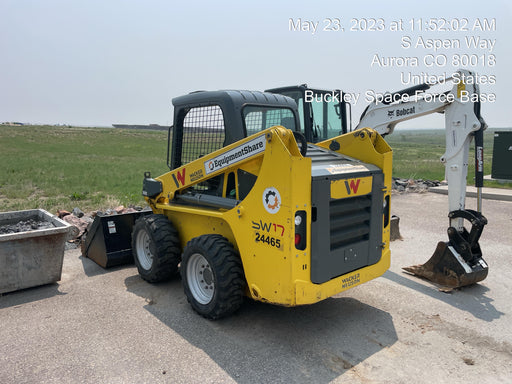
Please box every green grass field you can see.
[0,125,170,212]
[385,128,504,183]
[0,125,510,213]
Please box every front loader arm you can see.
[143,126,301,209]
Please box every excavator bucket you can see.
[403,241,488,288]
[403,209,489,289]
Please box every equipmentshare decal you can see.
[204,134,266,175]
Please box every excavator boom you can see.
[357,69,488,288]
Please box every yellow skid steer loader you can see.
[133,90,392,319]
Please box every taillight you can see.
[295,211,307,250]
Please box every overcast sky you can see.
[1,0,510,128]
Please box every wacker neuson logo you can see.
[204,134,266,175]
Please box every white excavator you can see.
[266,69,488,288]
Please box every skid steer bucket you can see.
[81,209,151,268]
[403,209,489,288]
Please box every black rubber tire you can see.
[132,214,181,283]
[181,234,245,320]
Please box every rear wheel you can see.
[132,214,181,283]
[181,234,245,319]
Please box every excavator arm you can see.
[356,69,488,288]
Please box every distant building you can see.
[112,124,168,131]
[1,122,24,126]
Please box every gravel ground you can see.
[0,192,511,384]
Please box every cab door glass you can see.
[310,92,343,141]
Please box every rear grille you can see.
[309,153,384,284]
[330,196,371,250]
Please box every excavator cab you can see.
[266,85,350,143]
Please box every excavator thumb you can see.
[403,210,488,288]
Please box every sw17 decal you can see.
[251,220,284,236]
[251,220,285,249]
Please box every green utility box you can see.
[491,131,512,180]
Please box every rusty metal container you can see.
[0,209,72,294]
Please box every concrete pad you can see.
[484,174,512,184]
[429,185,512,202]
[1,193,511,383]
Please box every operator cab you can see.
[167,90,302,203]
[266,85,350,143]
[169,90,301,170]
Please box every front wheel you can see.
[181,234,245,319]
[132,214,181,283]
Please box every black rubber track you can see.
[181,234,245,320]
[132,214,181,283]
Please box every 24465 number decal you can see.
[255,233,281,248]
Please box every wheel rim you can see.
[187,253,214,305]
[136,229,153,271]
